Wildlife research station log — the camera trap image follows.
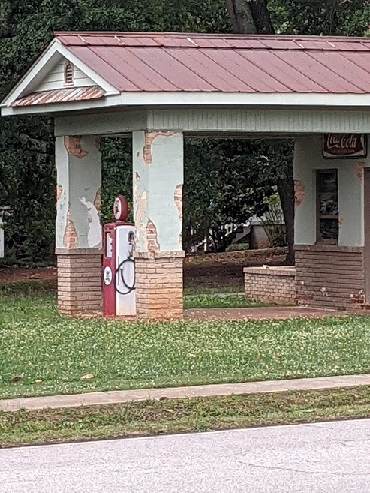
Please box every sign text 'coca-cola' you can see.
[323,134,367,158]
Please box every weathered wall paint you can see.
[55,135,102,249]
[133,130,184,252]
[294,135,370,247]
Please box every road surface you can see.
[1,419,370,492]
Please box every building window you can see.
[316,169,338,244]
[64,61,74,85]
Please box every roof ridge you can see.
[54,31,370,42]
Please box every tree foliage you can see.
[183,138,280,251]
[268,0,370,37]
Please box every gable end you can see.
[35,58,96,92]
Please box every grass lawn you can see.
[183,285,243,296]
[1,292,370,400]
[1,387,370,448]
[184,293,268,309]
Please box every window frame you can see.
[316,168,339,245]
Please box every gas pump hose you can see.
[115,255,136,295]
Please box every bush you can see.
[227,243,250,252]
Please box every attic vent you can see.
[64,61,74,85]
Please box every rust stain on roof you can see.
[49,32,370,95]
[12,86,105,107]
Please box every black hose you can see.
[115,257,135,295]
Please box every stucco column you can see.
[55,135,102,315]
[133,130,184,319]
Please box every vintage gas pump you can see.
[102,195,136,316]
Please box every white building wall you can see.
[294,135,370,248]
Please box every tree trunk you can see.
[249,0,275,34]
[277,178,295,265]
[225,0,295,264]
[225,0,257,34]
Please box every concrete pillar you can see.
[55,135,102,315]
[133,130,184,319]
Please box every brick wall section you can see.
[295,245,365,309]
[57,250,102,315]
[135,252,184,320]
[244,266,296,305]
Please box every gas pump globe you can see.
[102,195,136,316]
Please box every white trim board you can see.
[116,92,370,108]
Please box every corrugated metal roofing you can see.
[54,32,370,94]
[12,86,105,107]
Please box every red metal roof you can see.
[12,86,105,107]
[54,32,370,94]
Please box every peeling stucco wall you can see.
[63,204,77,248]
[294,135,370,247]
[146,219,160,252]
[64,136,89,159]
[294,180,305,210]
[55,135,102,250]
[133,130,184,252]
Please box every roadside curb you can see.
[1,374,370,412]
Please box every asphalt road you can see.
[1,419,370,493]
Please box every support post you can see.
[133,130,184,320]
[55,135,102,315]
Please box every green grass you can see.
[1,293,370,400]
[183,285,243,296]
[184,294,268,309]
[1,387,370,448]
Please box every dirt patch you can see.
[0,267,56,283]
[0,248,287,289]
[184,248,288,289]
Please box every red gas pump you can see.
[102,196,136,317]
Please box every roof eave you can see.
[2,92,370,117]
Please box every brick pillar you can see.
[133,130,184,320]
[55,135,102,315]
[56,249,102,315]
[134,252,184,320]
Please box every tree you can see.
[183,139,277,252]
[225,0,295,264]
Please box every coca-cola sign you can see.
[323,134,367,158]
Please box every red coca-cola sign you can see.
[323,134,367,158]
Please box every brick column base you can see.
[56,249,102,316]
[134,251,184,320]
